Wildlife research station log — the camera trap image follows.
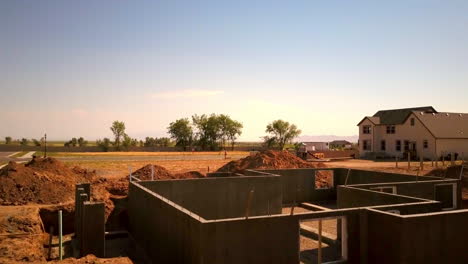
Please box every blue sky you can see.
[1,0,467,141]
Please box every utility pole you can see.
[44,133,47,158]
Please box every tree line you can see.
[2,116,302,152]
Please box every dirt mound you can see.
[173,171,205,179]
[132,164,174,180]
[51,254,133,264]
[217,150,326,173]
[0,157,96,205]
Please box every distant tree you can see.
[264,120,302,150]
[110,121,126,150]
[20,138,29,146]
[5,137,12,145]
[130,138,139,147]
[97,138,111,152]
[168,118,193,151]
[144,137,156,147]
[139,140,144,147]
[71,138,78,147]
[158,137,171,147]
[32,138,41,147]
[192,114,222,150]
[122,134,132,151]
[77,137,88,147]
[225,119,243,151]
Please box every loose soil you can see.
[0,157,96,205]
[216,150,326,173]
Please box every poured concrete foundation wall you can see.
[351,179,461,209]
[258,168,338,204]
[201,216,299,264]
[365,209,468,264]
[139,176,282,220]
[129,182,299,264]
[128,183,202,263]
[337,186,427,208]
[334,168,440,185]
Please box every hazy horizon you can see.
[2,1,467,141]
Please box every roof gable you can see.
[414,111,468,139]
[373,106,436,125]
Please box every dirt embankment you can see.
[216,150,326,173]
[0,157,96,205]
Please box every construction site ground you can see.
[1,152,467,263]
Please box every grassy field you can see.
[34,151,250,157]
[64,158,235,179]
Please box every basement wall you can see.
[334,168,440,185]
[128,182,202,264]
[257,168,338,204]
[200,216,299,264]
[337,186,427,208]
[349,179,461,209]
[139,176,282,220]
[365,209,468,264]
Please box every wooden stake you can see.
[395,156,399,168]
[407,152,411,170]
[318,220,323,264]
[47,226,54,260]
[420,156,424,171]
[244,190,254,219]
[345,169,351,185]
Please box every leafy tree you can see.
[5,137,12,145]
[122,134,132,151]
[226,119,243,151]
[192,114,222,150]
[78,137,88,147]
[158,137,171,147]
[264,120,301,150]
[32,138,41,147]
[110,121,126,150]
[20,138,29,146]
[144,137,156,147]
[97,138,111,152]
[168,118,193,150]
[71,138,78,147]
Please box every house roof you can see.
[373,106,437,125]
[357,116,380,126]
[413,111,468,139]
[330,140,352,145]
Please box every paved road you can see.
[0,152,16,163]
[54,154,248,162]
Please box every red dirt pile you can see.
[131,164,206,180]
[216,150,326,173]
[132,164,174,180]
[0,157,96,205]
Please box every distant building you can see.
[329,140,353,150]
[357,106,468,159]
[299,142,329,152]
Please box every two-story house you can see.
[357,106,468,160]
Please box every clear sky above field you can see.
[1,0,468,141]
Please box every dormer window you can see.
[386,125,396,134]
[363,125,371,134]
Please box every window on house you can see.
[386,125,396,134]
[423,140,428,149]
[381,140,386,151]
[396,140,401,151]
[410,118,415,126]
[363,140,371,151]
[404,140,409,151]
[363,125,371,134]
